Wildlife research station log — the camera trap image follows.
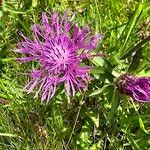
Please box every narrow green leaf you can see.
[88,84,113,97]
[127,133,140,150]
[0,133,18,137]
[118,1,143,57]
[120,36,150,59]
[139,116,147,133]
[108,90,121,124]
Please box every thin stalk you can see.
[65,94,85,149]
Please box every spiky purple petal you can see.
[16,11,102,101]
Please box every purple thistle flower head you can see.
[16,11,102,101]
[116,73,150,102]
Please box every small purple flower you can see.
[116,74,150,102]
[16,11,102,101]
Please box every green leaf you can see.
[120,36,150,60]
[32,0,38,8]
[127,47,143,73]
[92,57,104,67]
[88,111,99,128]
[88,84,114,97]
[90,140,102,150]
[139,116,147,133]
[0,133,18,137]
[108,90,121,124]
[76,120,91,150]
[118,1,143,57]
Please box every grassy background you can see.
[0,0,150,149]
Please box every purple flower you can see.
[16,12,102,101]
[116,74,150,102]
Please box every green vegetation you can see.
[0,0,150,149]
